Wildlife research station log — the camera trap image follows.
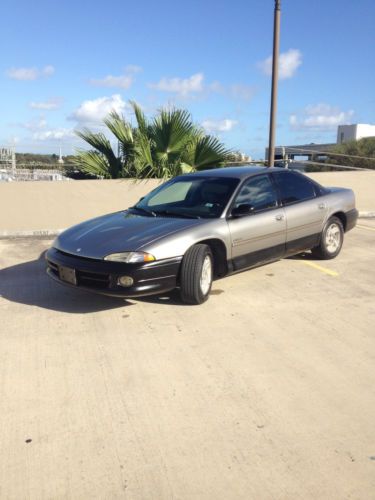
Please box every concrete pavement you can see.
[0,224,374,499]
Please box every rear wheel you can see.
[311,216,344,259]
[180,244,213,304]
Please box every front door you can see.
[227,174,286,271]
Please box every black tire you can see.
[180,244,213,305]
[311,216,344,260]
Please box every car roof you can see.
[187,165,282,180]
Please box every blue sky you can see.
[1,0,374,158]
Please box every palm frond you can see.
[76,129,114,157]
[129,101,149,135]
[151,109,195,155]
[73,150,111,178]
[182,135,232,170]
[104,111,134,147]
[75,128,122,178]
[134,134,153,166]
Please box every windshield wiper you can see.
[128,206,156,217]
[153,209,200,219]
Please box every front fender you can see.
[140,219,231,260]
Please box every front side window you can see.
[273,171,316,205]
[233,174,278,212]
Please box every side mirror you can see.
[231,204,254,218]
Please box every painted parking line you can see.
[300,260,339,277]
[356,224,375,232]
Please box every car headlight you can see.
[103,251,156,263]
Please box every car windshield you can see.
[132,175,240,219]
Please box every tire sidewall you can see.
[180,244,213,304]
[321,217,344,258]
[198,247,213,302]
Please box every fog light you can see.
[117,276,134,287]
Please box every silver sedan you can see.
[46,166,358,304]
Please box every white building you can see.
[337,124,375,144]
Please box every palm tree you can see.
[73,102,232,179]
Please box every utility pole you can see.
[268,0,281,167]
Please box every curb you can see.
[359,211,375,219]
[0,212,374,240]
[0,229,64,240]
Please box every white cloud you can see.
[6,65,55,81]
[22,118,47,131]
[201,119,238,133]
[149,73,255,102]
[290,103,354,130]
[90,74,133,89]
[33,128,76,141]
[230,84,256,101]
[207,82,256,101]
[259,49,302,79]
[149,73,204,97]
[207,81,224,93]
[3,136,20,145]
[69,94,127,124]
[125,65,142,74]
[29,98,62,110]
[90,65,142,89]
[6,67,38,80]
[42,65,55,76]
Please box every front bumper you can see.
[345,208,359,232]
[46,247,182,298]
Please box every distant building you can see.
[226,151,252,165]
[337,124,375,144]
[240,153,252,162]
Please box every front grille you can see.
[47,260,59,276]
[76,270,110,289]
[47,258,110,289]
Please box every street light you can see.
[268,0,281,167]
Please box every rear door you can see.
[227,174,286,271]
[272,171,327,254]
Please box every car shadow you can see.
[0,251,131,314]
[136,289,188,306]
[288,251,319,261]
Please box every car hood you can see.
[54,210,203,259]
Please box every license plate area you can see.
[59,265,77,285]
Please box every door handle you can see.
[318,203,326,210]
[275,214,284,221]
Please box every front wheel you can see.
[311,216,344,260]
[180,244,213,304]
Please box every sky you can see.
[1,0,374,159]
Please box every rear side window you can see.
[273,172,316,205]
